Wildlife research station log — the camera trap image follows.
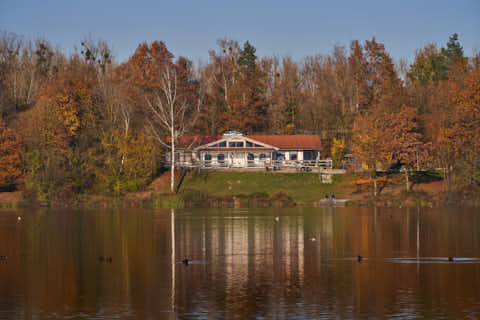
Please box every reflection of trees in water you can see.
[0,208,479,319]
[1,209,175,318]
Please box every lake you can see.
[0,207,479,319]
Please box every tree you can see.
[224,41,268,133]
[238,41,257,77]
[20,67,102,198]
[0,119,22,188]
[198,39,241,134]
[269,56,303,133]
[352,109,390,196]
[94,129,160,193]
[408,44,448,83]
[385,105,430,190]
[441,33,464,66]
[331,137,347,168]
[438,65,480,190]
[147,62,202,193]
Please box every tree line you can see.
[0,31,478,200]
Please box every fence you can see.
[166,159,333,170]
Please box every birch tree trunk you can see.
[147,64,202,194]
[170,120,175,193]
[405,169,410,192]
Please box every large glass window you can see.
[290,152,297,160]
[276,152,285,160]
[259,153,266,160]
[304,151,312,160]
[204,154,212,161]
[217,154,225,161]
[247,153,254,161]
[246,141,253,147]
[229,141,235,147]
[236,141,244,147]
[254,144,263,148]
[219,141,226,147]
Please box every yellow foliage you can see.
[331,137,346,168]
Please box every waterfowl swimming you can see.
[17,217,21,221]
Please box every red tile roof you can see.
[248,135,321,150]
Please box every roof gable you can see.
[195,135,278,151]
[173,134,321,150]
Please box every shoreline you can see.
[1,171,479,209]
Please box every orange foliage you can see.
[0,119,22,186]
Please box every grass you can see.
[177,171,358,203]
[0,201,23,209]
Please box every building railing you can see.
[166,159,333,169]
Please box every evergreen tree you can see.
[238,41,257,77]
[441,33,464,65]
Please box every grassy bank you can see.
[2,170,478,209]
[176,171,356,205]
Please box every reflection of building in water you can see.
[174,213,310,314]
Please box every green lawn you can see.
[178,171,356,203]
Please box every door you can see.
[232,152,245,167]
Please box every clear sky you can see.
[1,0,479,64]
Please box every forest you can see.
[0,31,479,201]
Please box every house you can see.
[167,131,331,170]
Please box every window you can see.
[290,152,297,160]
[247,153,254,161]
[260,154,266,160]
[204,154,212,161]
[236,141,244,147]
[219,141,226,147]
[246,141,253,147]
[229,141,235,147]
[304,151,312,160]
[254,144,263,148]
[217,154,225,161]
[276,152,285,160]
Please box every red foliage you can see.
[0,119,22,186]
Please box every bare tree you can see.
[147,65,202,193]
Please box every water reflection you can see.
[0,207,479,319]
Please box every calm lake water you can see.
[0,207,479,319]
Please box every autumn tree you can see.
[385,105,430,190]
[0,119,22,189]
[147,59,202,193]
[437,64,480,190]
[268,56,303,133]
[94,129,160,193]
[331,137,347,168]
[352,109,390,196]
[20,63,102,199]
[300,46,355,155]
[223,41,269,133]
[362,38,403,112]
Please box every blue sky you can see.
[1,0,479,64]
